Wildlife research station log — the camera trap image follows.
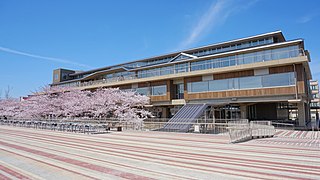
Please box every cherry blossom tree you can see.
[0,86,151,126]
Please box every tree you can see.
[0,86,151,126]
[4,85,13,99]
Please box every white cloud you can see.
[297,13,318,24]
[0,46,92,69]
[177,0,258,50]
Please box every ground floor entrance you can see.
[148,101,310,127]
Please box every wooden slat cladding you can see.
[269,65,294,74]
[150,95,169,102]
[138,81,167,88]
[294,64,304,81]
[151,81,167,86]
[185,76,202,83]
[138,82,149,88]
[150,80,171,102]
[186,86,296,100]
[117,84,132,90]
[213,70,254,80]
[297,81,305,94]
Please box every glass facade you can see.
[187,72,295,93]
[151,85,167,96]
[135,85,167,96]
[190,45,300,72]
[53,44,303,89]
[191,37,273,57]
[136,87,150,96]
[310,102,320,108]
[137,45,300,79]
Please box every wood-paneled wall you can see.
[186,86,296,100]
[150,80,171,102]
[269,65,294,74]
[213,70,254,80]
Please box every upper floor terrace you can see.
[51,39,311,90]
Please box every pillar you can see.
[240,104,247,119]
[297,102,306,127]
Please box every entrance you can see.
[174,83,184,99]
[213,105,240,120]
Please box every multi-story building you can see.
[51,31,313,127]
[310,80,319,124]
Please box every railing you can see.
[271,122,295,130]
[227,120,275,143]
[52,48,305,89]
[0,117,240,135]
[0,118,110,134]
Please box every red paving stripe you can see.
[0,164,31,180]
[9,136,320,178]
[301,131,309,138]
[2,127,317,154]
[0,140,270,180]
[1,148,100,180]
[2,129,319,178]
[0,173,10,180]
[6,139,197,180]
[3,129,320,166]
[4,128,319,158]
[2,129,320,171]
[285,131,295,137]
[296,131,304,138]
[111,132,320,152]
[275,130,284,135]
[0,141,153,180]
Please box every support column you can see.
[240,104,247,119]
[297,102,306,127]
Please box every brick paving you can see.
[0,126,319,180]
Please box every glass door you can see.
[175,83,184,99]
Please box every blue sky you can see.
[0,0,319,98]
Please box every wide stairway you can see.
[159,104,208,132]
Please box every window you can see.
[175,63,188,73]
[311,85,318,90]
[310,102,320,107]
[188,81,208,93]
[209,79,229,91]
[151,85,167,96]
[239,76,262,89]
[54,73,59,80]
[136,87,150,96]
[262,73,295,87]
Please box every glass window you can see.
[241,42,250,48]
[264,50,272,61]
[54,74,59,80]
[239,76,262,89]
[136,87,150,96]
[262,73,295,87]
[220,57,230,67]
[243,52,255,64]
[255,51,264,62]
[258,39,265,45]
[209,79,229,91]
[189,81,208,93]
[175,63,188,73]
[152,85,167,96]
[251,41,258,46]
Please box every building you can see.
[310,80,319,125]
[51,31,313,127]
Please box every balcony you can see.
[52,48,306,89]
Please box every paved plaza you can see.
[0,126,319,180]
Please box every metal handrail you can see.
[53,48,305,88]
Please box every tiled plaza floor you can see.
[0,126,319,180]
